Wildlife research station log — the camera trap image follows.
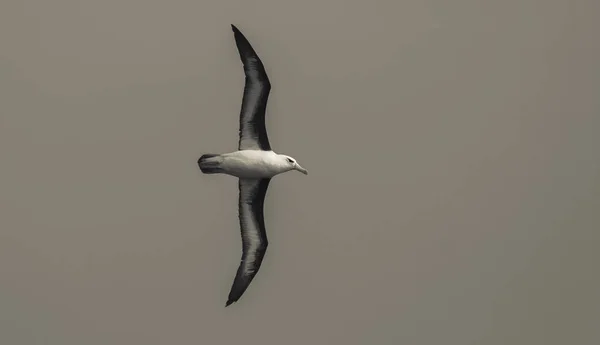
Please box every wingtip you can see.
[225,299,234,307]
[231,24,238,32]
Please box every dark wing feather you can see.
[226,178,271,306]
[231,24,272,151]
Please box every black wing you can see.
[226,178,271,306]
[231,24,272,151]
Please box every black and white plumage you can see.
[197,24,307,307]
[233,24,272,152]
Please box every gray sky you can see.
[1,1,599,344]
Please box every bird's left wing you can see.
[226,178,271,306]
[231,24,272,151]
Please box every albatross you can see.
[197,24,307,307]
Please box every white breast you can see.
[220,150,284,178]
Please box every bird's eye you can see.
[286,158,294,163]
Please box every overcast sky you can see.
[1,1,599,344]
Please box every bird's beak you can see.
[295,164,308,175]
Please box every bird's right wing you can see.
[231,24,272,151]
[226,178,271,306]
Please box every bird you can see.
[197,24,308,307]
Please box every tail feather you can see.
[198,154,223,174]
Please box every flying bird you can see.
[198,24,308,307]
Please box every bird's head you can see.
[278,155,308,175]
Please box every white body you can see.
[215,150,292,178]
